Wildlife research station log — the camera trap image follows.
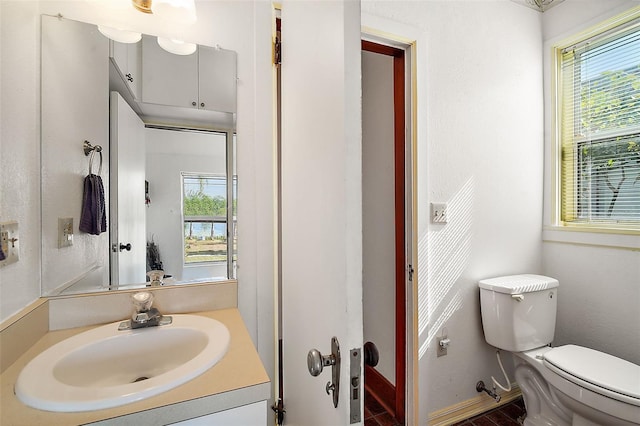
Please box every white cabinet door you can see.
[110,92,146,286]
[171,401,267,425]
[198,46,237,113]
[110,40,141,100]
[141,35,198,109]
[141,37,236,113]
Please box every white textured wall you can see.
[541,0,640,366]
[543,244,640,364]
[0,1,42,319]
[362,1,544,420]
[40,16,110,296]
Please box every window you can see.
[182,172,236,274]
[182,174,228,264]
[556,16,640,230]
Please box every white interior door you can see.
[280,1,363,424]
[110,92,146,286]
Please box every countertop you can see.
[0,308,270,425]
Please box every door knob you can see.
[307,337,341,408]
[364,341,379,367]
[307,348,335,376]
[119,243,132,252]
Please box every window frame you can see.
[178,128,236,278]
[181,172,229,266]
[550,9,640,238]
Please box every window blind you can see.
[559,20,640,226]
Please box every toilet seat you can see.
[543,345,640,407]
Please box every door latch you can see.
[307,336,341,408]
[349,348,362,423]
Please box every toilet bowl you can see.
[514,346,640,425]
[478,274,640,426]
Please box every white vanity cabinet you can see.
[109,40,141,100]
[171,401,267,425]
[141,36,237,113]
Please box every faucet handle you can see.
[132,291,153,312]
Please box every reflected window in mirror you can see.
[182,173,229,264]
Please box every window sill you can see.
[542,225,640,250]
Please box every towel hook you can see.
[83,140,102,156]
[84,140,103,176]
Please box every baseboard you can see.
[427,384,521,426]
[364,365,396,417]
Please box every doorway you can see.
[362,40,407,425]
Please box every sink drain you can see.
[132,376,149,383]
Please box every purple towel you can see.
[79,174,107,235]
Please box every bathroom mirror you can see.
[40,15,237,297]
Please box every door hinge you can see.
[408,264,414,282]
[274,35,281,66]
[271,399,285,425]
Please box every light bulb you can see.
[97,26,142,44]
[157,37,197,55]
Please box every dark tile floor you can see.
[364,389,401,426]
[452,396,526,426]
[364,390,526,426]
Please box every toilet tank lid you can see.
[478,274,559,294]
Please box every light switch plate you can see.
[431,202,448,223]
[0,221,19,266]
[58,217,74,248]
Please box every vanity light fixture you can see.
[151,0,197,25]
[157,37,197,55]
[97,26,142,44]
[131,0,153,14]
[99,0,198,54]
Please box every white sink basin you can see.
[16,314,230,412]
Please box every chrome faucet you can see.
[118,291,172,330]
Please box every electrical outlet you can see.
[0,221,19,266]
[431,202,448,223]
[58,217,74,248]
[437,335,450,357]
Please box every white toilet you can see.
[478,274,640,426]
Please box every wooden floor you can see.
[364,392,526,426]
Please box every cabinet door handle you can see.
[200,102,205,108]
[125,73,133,82]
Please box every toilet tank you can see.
[479,274,559,352]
